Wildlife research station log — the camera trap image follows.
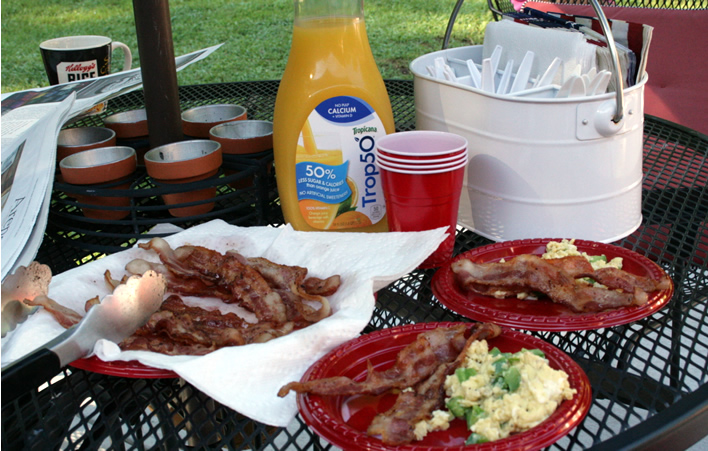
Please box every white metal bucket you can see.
[410,45,646,243]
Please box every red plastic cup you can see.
[375,149,466,165]
[376,153,467,170]
[379,156,466,269]
[376,130,467,161]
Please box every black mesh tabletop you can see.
[2,80,707,450]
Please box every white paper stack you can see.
[483,19,597,86]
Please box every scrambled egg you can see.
[543,239,623,272]
[414,340,576,444]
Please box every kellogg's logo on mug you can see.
[40,35,132,85]
[57,60,101,83]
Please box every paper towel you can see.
[1,219,447,427]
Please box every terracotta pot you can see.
[103,109,149,138]
[103,109,150,165]
[209,121,273,190]
[209,120,273,155]
[57,127,117,162]
[59,146,137,220]
[181,104,247,138]
[144,140,223,217]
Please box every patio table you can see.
[2,79,706,450]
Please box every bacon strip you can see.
[278,324,471,397]
[138,238,287,323]
[32,240,341,357]
[246,256,333,323]
[451,254,652,312]
[587,267,671,293]
[120,295,301,355]
[300,274,342,297]
[135,238,338,324]
[24,295,83,329]
[368,361,457,445]
[546,255,595,275]
[460,256,594,298]
[366,323,502,445]
[124,259,233,301]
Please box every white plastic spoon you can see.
[568,75,587,97]
[581,67,597,89]
[588,70,611,95]
[557,75,580,98]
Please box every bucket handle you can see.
[588,0,624,123]
[445,0,624,123]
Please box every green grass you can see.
[0,0,494,94]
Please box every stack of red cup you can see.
[375,131,468,268]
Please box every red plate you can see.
[432,239,674,331]
[297,322,591,451]
[70,356,177,379]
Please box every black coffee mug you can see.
[39,35,132,85]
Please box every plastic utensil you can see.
[481,58,496,93]
[535,57,562,88]
[497,59,514,95]
[588,70,611,95]
[434,57,446,79]
[443,64,457,82]
[512,84,560,98]
[466,59,482,89]
[582,67,597,88]
[568,75,587,97]
[489,45,503,79]
[557,75,581,98]
[509,51,534,93]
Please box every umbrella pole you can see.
[132,0,183,148]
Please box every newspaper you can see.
[1,44,223,281]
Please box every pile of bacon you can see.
[451,254,671,313]
[278,322,502,446]
[30,237,341,355]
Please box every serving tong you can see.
[1,262,50,338]
[2,269,167,405]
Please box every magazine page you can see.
[1,95,74,280]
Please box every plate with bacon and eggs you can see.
[431,238,674,331]
[287,322,592,450]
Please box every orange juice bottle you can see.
[273,0,395,232]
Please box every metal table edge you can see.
[587,382,708,451]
